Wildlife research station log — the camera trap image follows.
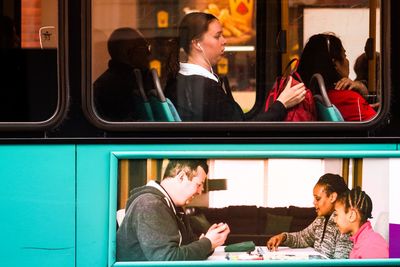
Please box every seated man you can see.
[117,159,230,261]
[93,27,152,121]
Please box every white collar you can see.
[179,62,219,82]
[147,180,177,214]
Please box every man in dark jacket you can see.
[117,159,230,261]
[93,27,151,121]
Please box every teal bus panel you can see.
[0,145,75,266]
[76,143,400,267]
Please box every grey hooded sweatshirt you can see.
[116,181,212,261]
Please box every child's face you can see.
[333,201,352,234]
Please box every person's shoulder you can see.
[129,187,164,205]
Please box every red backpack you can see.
[264,59,317,121]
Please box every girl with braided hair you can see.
[334,187,389,259]
[267,173,353,258]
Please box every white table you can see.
[207,246,328,261]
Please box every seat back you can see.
[133,69,155,121]
[310,73,344,122]
[149,69,181,122]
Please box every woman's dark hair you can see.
[298,33,346,88]
[338,186,373,223]
[316,173,349,196]
[166,12,217,79]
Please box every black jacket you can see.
[165,74,286,121]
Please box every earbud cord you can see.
[200,47,215,77]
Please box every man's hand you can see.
[204,223,230,250]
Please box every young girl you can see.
[334,187,389,259]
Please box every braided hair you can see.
[339,186,373,223]
[316,173,349,196]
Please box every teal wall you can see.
[1,144,400,266]
[0,145,75,266]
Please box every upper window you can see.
[89,0,383,128]
[0,0,61,126]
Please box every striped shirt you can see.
[282,213,353,259]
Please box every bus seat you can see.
[149,69,181,122]
[133,69,155,121]
[310,73,344,122]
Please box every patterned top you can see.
[282,213,353,259]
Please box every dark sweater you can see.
[165,74,286,121]
[116,184,212,261]
[93,60,150,121]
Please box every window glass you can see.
[115,157,394,262]
[0,0,59,123]
[91,0,381,124]
[284,0,381,122]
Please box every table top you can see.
[207,246,328,261]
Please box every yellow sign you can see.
[217,57,228,75]
[150,60,161,77]
[229,0,254,27]
[157,10,168,28]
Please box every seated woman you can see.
[165,12,306,122]
[297,33,376,121]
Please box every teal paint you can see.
[2,144,400,266]
[0,145,75,266]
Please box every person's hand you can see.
[335,78,368,97]
[204,223,230,250]
[276,76,307,109]
[266,233,286,251]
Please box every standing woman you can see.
[298,33,376,121]
[165,12,306,122]
[267,173,353,259]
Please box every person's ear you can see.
[194,41,203,51]
[349,208,357,222]
[330,192,338,203]
[175,170,185,182]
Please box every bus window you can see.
[0,0,61,125]
[89,0,384,127]
[115,157,394,262]
[91,0,257,123]
[281,0,382,122]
